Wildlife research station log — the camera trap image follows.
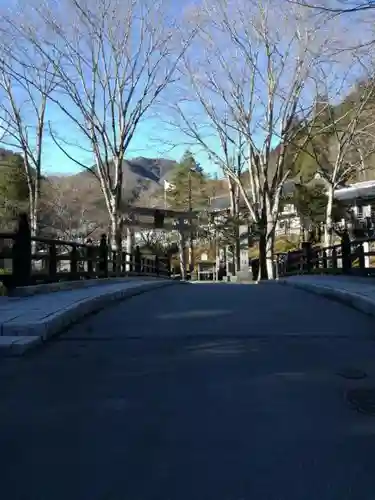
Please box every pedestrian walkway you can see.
[0,278,176,354]
[279,275,375,318]
[2,281,375,499]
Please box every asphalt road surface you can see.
[2,282,375,500]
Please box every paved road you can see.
[2,282,375,500]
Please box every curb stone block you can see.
[278,279,375,319]
[0,336,42,356]
[0,280,178,355]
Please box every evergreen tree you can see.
[292,182,327,227]
[0,151,29,227]
[291,94,334,182]
[166,150,209,210]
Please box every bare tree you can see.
[287,0,375,52]
[0,37,59,238]
[16,0,194,268]
[40,178,102,240]
[169,0,330,279]
[306,78,375,246]
[138,229,173,255]
[288,0,375,14]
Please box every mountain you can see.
[37,157,180,236]
[50,156,178,205]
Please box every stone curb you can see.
[277,279,375,318]
[0,280,181,356]
[10,275,170,298]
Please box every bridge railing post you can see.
[69,245,79,280]
[12,212,32,287]
[301,242,312,274]
[331,246,337,269]
[48,242,57,281]
[341,231,351,274]
[98,234,108,278]
[86,241,95,276]
[134,246,141,273]
[357,242,365,272]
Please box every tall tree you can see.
[16,0,195,266]
[289,0,375,14]
[171,0,331,279]
[166,150,209,210]
[40,178,101,240]
[0,150,29,227]
[288,182,327,242]
[0,30,59,239]
[302,79,375,246]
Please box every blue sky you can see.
[0,71,222,178]
[38,110,222,177]
[1,0,370,179]
[40,112,220,177]
[0,0,223,177]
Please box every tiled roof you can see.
[209,180,296,212]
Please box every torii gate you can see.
[121,206,199,278]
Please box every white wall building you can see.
[275,203,301,237]
[334,180,375,225]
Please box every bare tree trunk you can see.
[227,176,241,274]
[235,224,241,273]
[178,230,187,280]
[324,187,334,247]
[29,193,37,237]
[258,230,268,281]
[257,206,269,281]
[29,173,41,239]
[17,0,194,264]
[125,228,133,254]
[28,191,36,256]
[299,218,304,246]
[188,236,194,273]
[110,207,123,272]
[266,222,276,280]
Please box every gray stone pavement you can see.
[0,278,174,354]
[2,282,375,499]
[279,275,375,317]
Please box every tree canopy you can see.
[0,151,29,227]
[166,150,210,210]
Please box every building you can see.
[208,180,300,237]
[275,202,300,237]
[334,180,375,225]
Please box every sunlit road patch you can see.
[156,309,233,320]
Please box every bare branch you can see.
[167,0,332,278]
[10,0,195,257]
[0,26,60,237]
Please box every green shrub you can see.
[274,236,299,254]
[0,269,10,296]
[249,236,299,259]
[0,281,7,296]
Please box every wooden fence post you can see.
[134,246,141,273]
[301,242,312,273]
[341,230,351,274]
[98,234,108,277]
[12,212,32,287]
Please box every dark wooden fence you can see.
[276,233,375,277]
[0,213,170,289]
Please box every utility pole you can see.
[178,217,187,280]
[188,168,194,276]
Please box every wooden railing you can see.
[276,234,375,277]
[0,214,170,289]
